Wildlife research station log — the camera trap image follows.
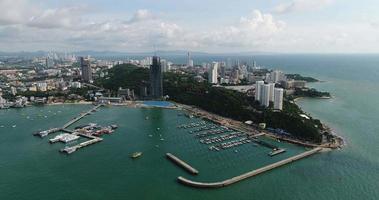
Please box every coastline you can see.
[293,96,344,148]
[2,99,344,149]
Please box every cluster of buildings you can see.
[255,81,283,110]
[0,51,309,110]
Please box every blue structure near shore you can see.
[143,101,174,108]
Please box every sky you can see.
[1,0,379,53]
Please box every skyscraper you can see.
[268,83,275,102]
[80,57,92,83]
[261,84,270,107]
[187,52,194,67]
[255,81,264,102]
[274,88,284,110]
[208,62,219,84]
[150,56,163,99]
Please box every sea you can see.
[0,54,378,200]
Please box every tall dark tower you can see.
[80,57,92,83]
[150,56,163,99]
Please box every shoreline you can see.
[1,99,344,149]
[293,96,344,148]
[174,101,344,149]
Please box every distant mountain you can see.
[0,50,275,57]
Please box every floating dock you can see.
[33,127,61,137]
[177,147,322,188]
[60,137,103,154]
[166,153,199,175]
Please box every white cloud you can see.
[27,6,86,29]
[0,2,378,53]
[273,0,334,14]
[0,0,36,25]
[128,9,155,23]
[198,10,286,49]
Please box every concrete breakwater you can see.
[166,153,199,175]
[178,147,322,188]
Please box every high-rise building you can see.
[255,81,264,102]
[268,83,275,102]
[270,70,286,83]
[150,56,163,99]
[208,62,219,84]
[261,84,270,107]
[253,60,257,69]
[161,59,168,72]
[220,63,226,78]
[187,52,194,67]
[274,88,284,110]
[80,57,92,83]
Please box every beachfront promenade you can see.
[178,147,322,188]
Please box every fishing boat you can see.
[130,152,142,159]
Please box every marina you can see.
[32,104,118,154]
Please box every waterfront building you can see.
[208,62,219,84]
[80,57,93,83]
[269,70,286,83]
[274,88,284,110]
[261,84,270,107]
[118,87,135,100]
[282,80,306,89]
[255,81,264,102]
[150,56,163,99]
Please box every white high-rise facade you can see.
[261,84,270,107]
[187,52,194,67]
[274,88,284,110]
[255,81,264,102]
[208,62,219,84]
[268,83,275,102]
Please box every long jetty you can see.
[166,153,199,175]
[62,104,102,129]
[177,147,322,188]
[33,104,102,137]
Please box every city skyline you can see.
[1,0,379,53]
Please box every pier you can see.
[33,104,102,137]
[60,137,103,154]
[166,153,199,175]
[177,147,322,188]
[62,104,102,129]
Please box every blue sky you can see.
[1,0,379,53]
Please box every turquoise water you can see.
[143,101,174,107]
[1,55,379,199]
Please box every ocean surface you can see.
[0,54,378,200]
